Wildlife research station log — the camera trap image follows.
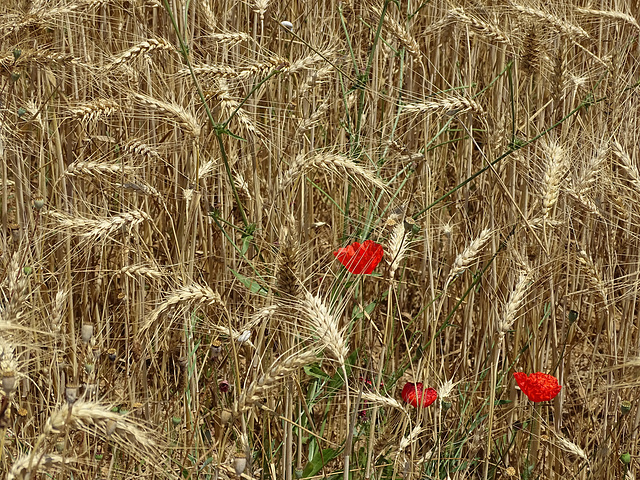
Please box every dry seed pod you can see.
[177,356,188,370]
[65,385,79,404]
[81,323,94,344]
[2,370,17,396]
[233,453,247,475]
[105,419,117,436]
[220,409,232,424]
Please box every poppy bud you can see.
[33,196,45,210]
[620,453,631,465]
[568,310,579,324]
[210,340,222,359]
[620,400,631,415]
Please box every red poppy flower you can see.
[513,372,561,402]
[333,240,383,275]
[401,382,438,408]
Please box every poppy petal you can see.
[514,372,561,402]
[333,240,384,274]
[401,382,438,408]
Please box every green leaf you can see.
[241,234,253,255]
[230,269,268,295]
[304,364,331,381]
[302,448,339,478]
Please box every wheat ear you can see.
[554,435,589,462]
[64,160,135,178]
[44,401,159,456]
[281,153,386,192]
[575,7,639,31]
[509,3,589,41]
[360,392,408,417]
[386,222,409,280]
[107,38,173,69]
[47,209,150,242]
[69,99,120,123]
[576,249,608,307]
[302,292,348,365]
[8,454,76,480]
[402,95,484,116]
[234,350,317,415]
[446,228,492,285]
[448,8,513,46]
[142,284,224,333]
[134,93,201,137]
[541,140,569,219]
[612,141,640,192]
[498,271,532,336]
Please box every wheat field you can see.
[1,0,639,478]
